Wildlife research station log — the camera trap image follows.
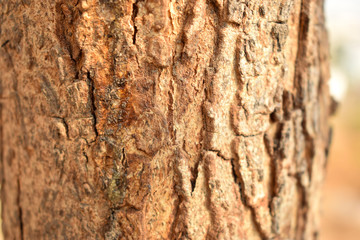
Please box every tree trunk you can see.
[0,0,333,239]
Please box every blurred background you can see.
[321,0,360,239]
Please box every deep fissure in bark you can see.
[131,1,139,45]
[86,71,99,138]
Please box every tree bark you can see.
[0,0,333,239]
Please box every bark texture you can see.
[0,0,333,239]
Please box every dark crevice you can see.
[249,208,268,240]
[235,132,263,138]
[86,71,99,137]
[131,1,139,45]
[293,0,310,109]
[230,157,246,204]
[190,158,200,193]
[17,178,24,240]
[190,178,196,193]
[83,151,89,170]
[1,40,9,48]
[268,20,286,24]
[205,149,231,161]
[207,0,221,20]
[73,49,82,80]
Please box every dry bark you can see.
[0,0,333,239]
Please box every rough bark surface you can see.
[0,0,332,239]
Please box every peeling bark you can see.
[0,0,332,239]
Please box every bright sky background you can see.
[326,0,360,43]
[325,0,360,100]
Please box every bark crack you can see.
[167,75,175,144]
[232,150,271,239]
[86,71,99,138]
[17,178,24,240]
[1,40,9,48]
[190,156,200,193]
[230,156,246,204]
[293,0,309,109]
[204,149,231,161]
[131,1,139,45]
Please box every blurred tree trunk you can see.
[0,0,332,239]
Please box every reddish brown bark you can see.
[0,0,332,239]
